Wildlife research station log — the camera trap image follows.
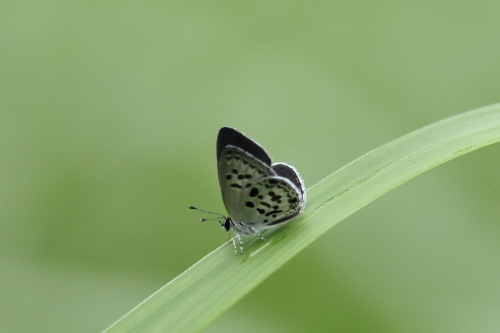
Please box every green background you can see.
[1,1,500,332]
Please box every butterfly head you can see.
[222,217,233,232]
[189,206,234,232]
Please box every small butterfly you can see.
[190,127,305,254]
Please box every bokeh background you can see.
[1,1,500,332]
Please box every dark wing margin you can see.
[217,127,272,166]
[268,209,302,226]
[272,163,304,196]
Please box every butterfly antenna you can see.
[188,206,227,221]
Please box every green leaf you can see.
[104,103,500,333]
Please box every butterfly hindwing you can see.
[238,176,303,226]
[272,163,304,194]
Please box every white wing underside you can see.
[218,146,304,233]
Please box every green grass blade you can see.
[104,103,500,333]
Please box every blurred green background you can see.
[1,1,500,332]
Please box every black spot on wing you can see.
[265,210,283,217]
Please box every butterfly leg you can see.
[232,237,238,255]
[236,233,244,254]
[231,234,244,254]
[250,226,265,241]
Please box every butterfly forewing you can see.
[217,127,272,166]
[218,146,274,221]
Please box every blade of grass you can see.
[104,103,500,333]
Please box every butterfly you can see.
[190,127,305,254]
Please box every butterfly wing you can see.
[217,127,271,166]
[238,175,305,227]
[272,163,305,201]
[268,162,306,225]
[218,146,274,221]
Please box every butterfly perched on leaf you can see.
[190,127,305,254]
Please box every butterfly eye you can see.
[223,218,232,231]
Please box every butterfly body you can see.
[192,127,305,254]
